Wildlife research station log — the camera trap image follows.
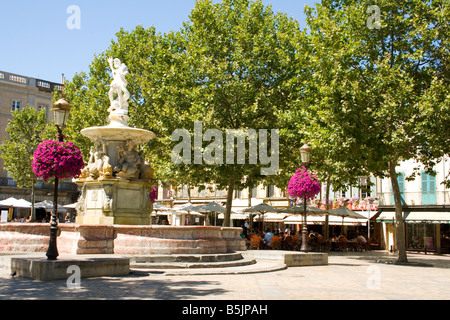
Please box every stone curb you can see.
[132,260,288,276]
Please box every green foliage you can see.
[62,0,306,198]
[302,0,449,184]
[301,0,449,261]
[0,107,56,188]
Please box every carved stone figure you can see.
[107,58,130,117]
[99,154,113,180]
[115,144,141,180]
[142,162,155,181]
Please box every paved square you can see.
[0,251,449,300]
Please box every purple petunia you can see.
[287,166,321,200]
[32,140,84,182]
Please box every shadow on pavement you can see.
[0,275,228,300]
[328,251,450,269]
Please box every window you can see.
[407,224,436,251]
[391,172,406,205]
[37,104,48,119]
[361,186,372,199]
[360,177,372,199]
[266,185,275,198]
[11,99,22,112]
[234,189,242,199]
[251,187,258,198]
[421,171,436,205]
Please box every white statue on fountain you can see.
[107,58,130,127]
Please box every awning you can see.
[218,213,249,220]
[254,212,288,222]
[284,215,367,226]
[404,212,450,224]
[376,212,396,223]
[376,211,450,224]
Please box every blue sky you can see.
[0,0,318,84]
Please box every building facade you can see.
[376,157,450,254]
[0,70,79,219]
[162,157,449,253]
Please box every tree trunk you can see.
[224,176,235,227]
[389,160,408,263]
[325,175,331,239]
[31,179,36,222]
[187,183,191,203]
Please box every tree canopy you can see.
[301,0,449,261]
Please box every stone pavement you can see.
[0,251,449,301]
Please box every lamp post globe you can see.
[300,143,311,165]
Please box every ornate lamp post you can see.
[299,143,311,252]
[46,99,72,261]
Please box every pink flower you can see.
[32,140,84,182]
[287,166,321,200]
[149,187,158,204]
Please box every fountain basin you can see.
[81,126,155,146]
[0,224,246,255]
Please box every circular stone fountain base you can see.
[0,224,246,256]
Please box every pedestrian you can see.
[241,219,250,238]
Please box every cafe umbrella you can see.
[241,203,279,231]
[327,206,368,228]
[172,203,204,225]
[277,204,327,216]
[193,202,227,226]
[278,204,328,250]
[0,198,31,208]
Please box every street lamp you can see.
[46,99,72,261]
[53,99,72,141]
[300,143,311,252]
[300,143,312,164]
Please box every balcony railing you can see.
[378,191,450,206]
[36,79,64,93]
[0,71,28,85]
[0,70,63,92]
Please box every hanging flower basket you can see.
[32,140,84,182]
[287,166,321,200]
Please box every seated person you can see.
[264,229,274,245]
[357,234,367,244]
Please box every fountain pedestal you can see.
[75,179,154,225]
[75,124,156,226]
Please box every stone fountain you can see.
[74,58,156,225]
[0,58,326,280]
[0,58,246,280]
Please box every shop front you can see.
[377,208,450,253]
